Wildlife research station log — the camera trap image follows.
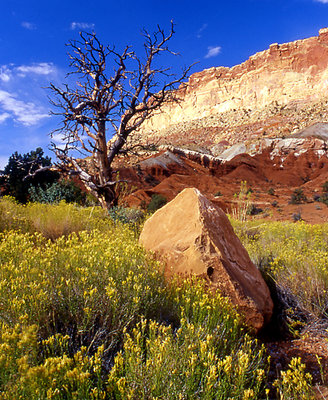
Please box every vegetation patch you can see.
[289,188,307,204]
[147,194,168,213]
[0,199,319,398]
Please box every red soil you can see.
[118,149,328,224]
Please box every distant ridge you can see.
[138,28,328,151]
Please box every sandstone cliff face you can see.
[141,28,328,137]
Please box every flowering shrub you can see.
[0,197,108,239]
[235,220,328,322]
[0,201,316,398]
[274,357,313,399]
[107,287,267,399]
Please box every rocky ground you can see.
[116,132,328,225]
[144,97,328,154]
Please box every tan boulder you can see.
[139,187,273,331]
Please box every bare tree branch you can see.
[49,23,193,209]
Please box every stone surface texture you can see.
[139,187,274,331]
[138,29,328,144]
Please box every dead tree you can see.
[49,22,192,210]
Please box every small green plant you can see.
[319,183,328,206]
[232,181,252,222]
[292,212,302,222]
[290,188,307,204]
[322,181,328,193]
[108,206,145,228]
[214,190,222,197]
[268,187,275,196]
[147,194,167,212]
[313,193,321,202]
[247,203,263,216]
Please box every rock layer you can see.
[139,188,274,331]
[140,28,328,141]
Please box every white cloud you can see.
[0,90,49,126]
[0,63,60,127]
[0,112,10,123]
[196,23,208,38]
[70,22,95,30]
[51,133,68,150]
[16,63,56,77]
[21,21,36,30]
[0,63,57,82]
[205,46,222,58]
[0,66,11,82]
[51,133,66,144]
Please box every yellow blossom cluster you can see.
[234,220,328,321]
[0,199,316,398]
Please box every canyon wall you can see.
[141,28,328,136]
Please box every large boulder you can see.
[139,187,273,331]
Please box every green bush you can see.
[147,194,167,212]
[0,147,58,203]
[246,203,263,216]
[28,179,86,205]
[290,188,307,204]
[322,181,328,193]
[108,206,145,226]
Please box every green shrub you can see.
[147,194,167,212]
[322,181,328,193]
[108,206,145,226]
[28,179,86,205]
[246,203,263,216]
[0,147,59,203]
[320,192,328,207]
[290,188,307,204]
[292,212,302,222]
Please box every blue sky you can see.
[1,0,328,168]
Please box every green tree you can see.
[0,148,59,203]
